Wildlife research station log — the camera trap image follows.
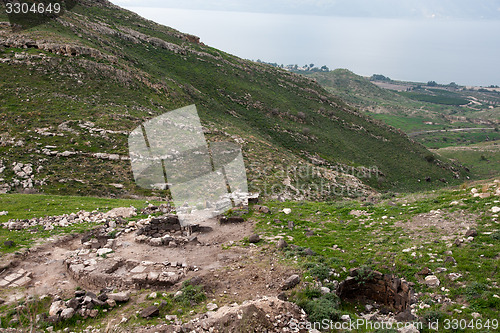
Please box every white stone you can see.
[104,207,137,218]
[491,206,500,213]
[320,287,330,294]
[341,314,350,321]
[130,265,146,273]
[424,275,440,287]
[96,248,113,256]
[60,308,75,320]
[206,303,218,311]
[108,292,130,302]
[282,208,292,214]
[398,324,420,333]
[49,300,66,316]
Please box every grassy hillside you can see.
[305,69,500,137]
[0,1,468,199]
[434,140,500,179]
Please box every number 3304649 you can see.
[5,2,61,15]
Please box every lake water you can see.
[123,7,500,86]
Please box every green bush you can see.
[422,309,445,324]
[175,281,206,306]
[299,293,341,323]
[293,287,341,323]
[303,262,331,281]
[465,282,487,301]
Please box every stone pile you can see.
[46,289,129,324]
[3,207,136,231]
[165,296,311,333]
[140,203,172,215]
[134,215,201,247]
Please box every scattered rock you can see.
[104,207,137,218]
[60,308,75,320]
[305,230,315,237]
[444,256,456,265]
[282,208,292,214]
[106,299,116,308]
[282,274,300,290]
[465,229,478,238]
[341,314,350,321]
[277,239,288,249]
[448,273,462,281]
[219,216,245,224]
[149,238,163,246]
[424,275,440,288]
[320,287,330,294]
[140,305,159,318]
[107,292,130,302]
[165,314,178,322]
[491,206,500,214]
[49,300,66,317]
[254,205,270,214]
[435,267,447,274]
[248,234,260,243]
[417,267,432,276]
[206,303,218,311]
[398,324,420,333]
[304,248,316,256]
[96,248,113,256]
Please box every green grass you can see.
[0,193,160,223]
[417,131,500,149]
[399,91,469,106]
[249,184,500,332]
[303,70,499,154]
[434,141,500,179]
[0,193,162,253]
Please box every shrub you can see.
[465,282,487,301]
[424,154,436,163]
[176,281,206,306]
[303,262,331,281]
[422,309,445,324]
[295,289,341,323]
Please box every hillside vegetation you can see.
[0,1,467,200]
[305,69,499,140]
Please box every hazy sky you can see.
[108,1,500,85]
[111,0,500,19]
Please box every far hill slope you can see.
[305,69,500,153]
[305,69,500,133]
[0,1,467,199]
